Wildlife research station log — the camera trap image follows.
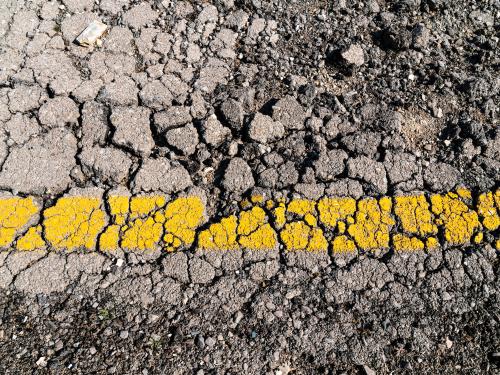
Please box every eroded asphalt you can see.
[0,0,499,373]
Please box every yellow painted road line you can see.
[0,190,498,252]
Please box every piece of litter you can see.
[76,20,107,47]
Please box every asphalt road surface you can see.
[0,0,499,373]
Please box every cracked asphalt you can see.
[0,0,499,374]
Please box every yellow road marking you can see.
[0,197,40,248]
[44,197,106,250]
[0,190,498,252]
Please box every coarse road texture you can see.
[0,0,499,374]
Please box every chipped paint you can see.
[238,207,277,250]
[430,192,480,246]
[477,191,499,231]
[43,197,106,250]
[0,190,498,252]
[16,225,45,251]
[280,221,328,251]
[164,196,205,251]
[198,215,238,250]
[0,197,39,248]
[347,198,395,250]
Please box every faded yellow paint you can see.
[393,234,425,251]
[164,197,205,251]
[337,221,346,234]
[456,187,472,200]
[332,235,357,253]
[288,199,316,216]
[279,199,328,251]
[116,195,168,251]
[238,207,266,236]
[426,237,439,250]
[199,207,277,250]
[0,191,499,252]
[318,197,357,229]
[304,213,317,226]
[379,196,392,212]
[394,195,436,236]
[16,225,45,251]
[198,215,238,250]
[99,225,121,251]
[265,200,275,210]
[44,197,106,250]
[129,195,166,219]
[0,197,39,248]
[347,198,395,250]
[477,191,499,231]
[239,198,252,209]
[122,217,163,250]
[108,195,130,225]
[431,193,480,245]
[273,202,287,228]
[240,223,277,250]
[251,195,264,204]
[102,196,206,251]
[280,221,328,251]
[238,207,277,249]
